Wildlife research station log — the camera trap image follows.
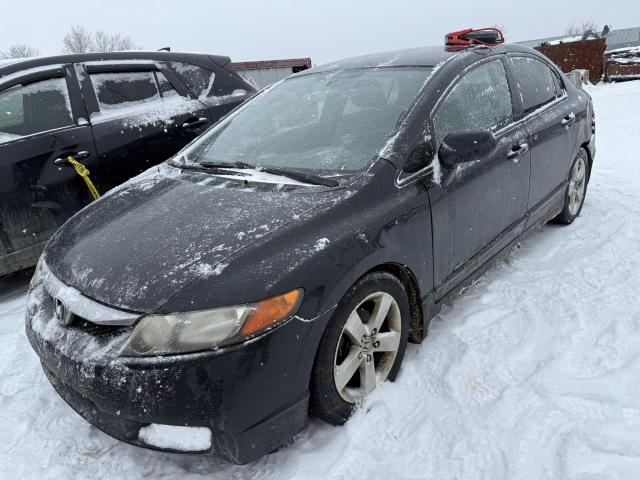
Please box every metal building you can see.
[231,58,312,89]
[518,26,640,52]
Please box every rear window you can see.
[89,70,185,114]
[0,77,73,142]
[510,57,558,115]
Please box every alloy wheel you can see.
[333,291,402,403]
[568,157,587,215]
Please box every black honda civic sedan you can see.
[26,37,595,463]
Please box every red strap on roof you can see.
[445,28,505,47]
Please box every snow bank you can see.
[1,81,640,478]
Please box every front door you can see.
[427,57,531,298]
[0,65,97,274]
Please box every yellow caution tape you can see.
[67,156,100,200]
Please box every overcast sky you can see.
[2,0,639,65]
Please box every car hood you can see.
[44,165,339,313]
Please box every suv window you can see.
[89,70,185,114]
[433,59,513,144]
[171,63,215,99]
[0,77,74,143]
[510,57,558,115]
[155,71,182,99]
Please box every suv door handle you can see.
[507,143,529,163]
[53,150,90,167]
[561,112,576,127]
[182,117,209,129]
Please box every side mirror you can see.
[438,130,497,169]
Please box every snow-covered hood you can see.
[44,164,341,313]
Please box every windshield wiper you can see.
[261,166,339,187]
[168,159,255,174]
[170,159,338,187]
[168,159,218,173]
[198,161,255,169]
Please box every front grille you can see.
[70,318,131,338]
[41,263,140,329]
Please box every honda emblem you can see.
[53,297,72,325]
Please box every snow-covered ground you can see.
[1,80,640,479]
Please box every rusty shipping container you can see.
[605,62,640,80]
[535,38,606,84]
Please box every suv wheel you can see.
[310,272,410,424]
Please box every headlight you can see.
[121,289,302,356]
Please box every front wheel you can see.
[554,148,589,224]
[310,272,410,425]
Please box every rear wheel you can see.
[310,272,410,424]
[554,148,589,224]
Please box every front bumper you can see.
[25,278,326,464]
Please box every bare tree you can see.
[63,25,140,53]
[566,21,600,37]
[63,25,95,53]
[94,30,139,52]
[0,43,40,59]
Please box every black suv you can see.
[0,52,255,276]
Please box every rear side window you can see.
[155,72,181,99]
[171,63,216,99]
[433,59,513,144]
[510,57,558,115]
[0,77,73,143]
[89,70,185,114]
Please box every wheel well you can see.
[363,263,424,343]
[580,141,593,179]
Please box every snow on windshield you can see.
[182,67,433,172]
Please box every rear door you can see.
[427,57,531,297]
[79,61,212,191]
[507,55,578,221]
[0,65,97,273]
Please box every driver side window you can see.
[433,59,513,144]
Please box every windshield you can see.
[181,67,432,172]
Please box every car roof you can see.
[308,43,539,73]
[0,51,232,78]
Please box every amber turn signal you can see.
[241,289,302,336]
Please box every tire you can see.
[554,148,589,225]
[310,271,410,425]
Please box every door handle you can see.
[53,150,90,167]
[561,112,576,127]
[181,117,209,129]
[507,143,529,163]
